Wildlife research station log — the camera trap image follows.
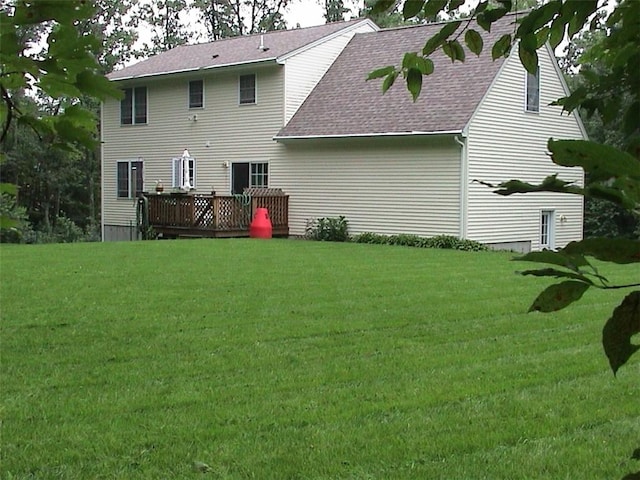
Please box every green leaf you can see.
[528,281,591,313]
[519,268,594,285]
[548,15,566,49]
[422,21,460,55]
[491,34,512,59]
[415,57,434,75]
[563,238,640,264]
[535,26,550,48]
[382,71,398,93]
[406,68,423,102]
[516,1,561,38]
[367,66,396,81]
[402,52,419,69]
[75,71,122,100]
[602,291,640,375]
[548,140,640,181]
[476,174,583,197]
[443,40,465,62]
[515,250,590,270]
[423,0,448,17]
[464,29,484,56]
[403,0,425,19]
[448,0,465,11]
[518,35,539,75]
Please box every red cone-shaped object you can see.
[250,207,272,239]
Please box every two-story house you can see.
[102,14,586,252]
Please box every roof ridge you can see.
[376,10,525,33]
[173,18,367,49]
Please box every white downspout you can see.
[100,101,105,242]
[454,135,468,239]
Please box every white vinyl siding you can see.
[465,44,585,251]
[102,65,284,228]
[283,22,376,124]
[275,137,460,237]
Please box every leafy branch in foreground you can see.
[479,137,640,374]
[0,1,122,150]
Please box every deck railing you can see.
[144,193,288,237]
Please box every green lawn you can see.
[1,239,638,479]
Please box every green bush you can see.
[306,216,350,242]
[351,232,488,252]
[0,193,35,243]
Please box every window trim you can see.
[188,79,204,109]
[121,86,148,125]
[239,73,257,105]
[117,159,144,198]
[525,65,540,113]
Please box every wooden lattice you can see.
[145,193,289,236]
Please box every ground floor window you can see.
[117,160,143,198]
[231,161,268,194]
[540,210,555,250]
[172,156,196,189]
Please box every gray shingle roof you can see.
[276,14,518,138]
[108,19,370,80]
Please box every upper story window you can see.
[239,74,256,105]
[117,160,143,198]
[121,87,147,124]
[189,80,204,109]
[525,66,540,113]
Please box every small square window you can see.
[189,80,203,108]
[239,74,256,105]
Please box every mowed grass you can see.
[1,239,638,479]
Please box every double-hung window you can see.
[239,74,256,105]
[189,80,204,109]
[172,156,196,189]
[525,66,540,113]
[121,87,147,124]
[117,160,143,198]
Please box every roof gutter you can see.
[108,57,278,82]
[273,130,462,142]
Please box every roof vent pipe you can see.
[258,35,267,51]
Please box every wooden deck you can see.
[141,193,289,238]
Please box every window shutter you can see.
[172,158,181,188]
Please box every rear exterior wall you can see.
[273,137,461,238]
